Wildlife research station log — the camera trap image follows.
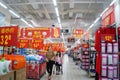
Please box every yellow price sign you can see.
[0,35,11,45]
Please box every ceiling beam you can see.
[41,0,51,19]
[7,1,107,6]
[69,0,74,18]
[17,9,101,14]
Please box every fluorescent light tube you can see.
[53,0,57,6]
[55,7,59,17]
[9,10,20,18]
[0,2,7,9]
[58,17,61,24]
[20,18,29,25]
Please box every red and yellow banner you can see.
[51,28,60,38]
[30,39,44,50]
[101,34,115,42]
[102,4,115,27]
[0,26,18,46]
[73,29,84,38]
[17,38,29,48]
[24,28,50,39]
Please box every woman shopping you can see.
[46,46,55,80]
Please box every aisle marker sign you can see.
[102,4,115,27]
[0,26,18,46]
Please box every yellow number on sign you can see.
[0,35,4,45]
[5,35,8,45]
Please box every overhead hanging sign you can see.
[17,38,29,48]
[51,27,60,38]
[0,26,18,46]
[102,4,115,27]
[30,39,44,50]
[73,29,84,38]
[24,28,50,39]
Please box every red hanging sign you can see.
[102,4,115,27]
[73,29,84,38]
[25,28,50,39]
[101,34,115,42]
[30,39,44,50]
[0,26,18,46]
[51,28,60,38]
[17,38,29,48]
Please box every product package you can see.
[113,55,118,65]
[101,78,108,80]
[102,54,107,65]
[108,66,113,78]
[108,55,113,65]
[101,43,106,53]
[107,43,112,53]
[113,43,118,53]
[102,66,107,77]
[113,66,118,78]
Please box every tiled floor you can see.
[41,54,95,80]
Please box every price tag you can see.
[0,26,18,46]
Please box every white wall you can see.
[0,6,11,26]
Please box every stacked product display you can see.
[81,43,90,70]
[89,41,96,77]
[101,42,119,80]
[26,54,46,79]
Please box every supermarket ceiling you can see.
[1,0,113,47]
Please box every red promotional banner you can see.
[101,34,115,42]
[51,28,60,38]
[102,4,115,27]
[17,38,29,48]
[31,39,44,50]
[73,29,84,38]
[0,26,18,46]
[24,28,50,39]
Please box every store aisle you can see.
[41,54,94,80]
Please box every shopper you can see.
[55,51,63,75]
[46,46,55,80]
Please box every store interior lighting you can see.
[9,10,20,18]
[73,0,117,46]
[53,0,65,45]
[0,2,7,9]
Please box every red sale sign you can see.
[101,34,115,42]
[51,28,60,38]
[17,38,29,48]
[0,26,18,46]
[102,4,115,27]
[24,28,50,39]
[30,39,44,50]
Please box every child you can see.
[55,51,63,75]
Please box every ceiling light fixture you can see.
[0,2,7,9]
[55,7,59,17]
[53,0,57,6]
[58,17,61,24]
[30,20,38,27]
[9,10,20,18]
[20,18,33,28]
